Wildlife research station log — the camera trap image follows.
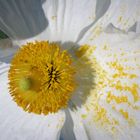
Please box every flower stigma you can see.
[8,41,76,115]
[19,77,32,92]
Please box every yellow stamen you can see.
[8,41,76,115]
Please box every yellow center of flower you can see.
[19,77,32,91]
[8,41,76,115]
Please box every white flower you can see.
[0,0,140,140]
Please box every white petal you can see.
[96,0,140,32]
[0,0,112,45]
[0,0,47,40]
[0,0,110,44]
[60,109,89,140]
[78,30,140,139]
[60,110,76,140]
[109,0,140,32]
[0,39,18,63]
[78,0,140,44]
[20,0,97,43]
[0,70,65,140]
[136,21,140,33]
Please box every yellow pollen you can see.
[8,41,76,115]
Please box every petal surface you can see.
[0,1,140,140]
[42,0,97,42]
[78,30,140,140]
[0,0,111,45]
[0,70,65,140]
[0,0,47,40]
[109,0,140,32]
[0,39,18,63]
[0,0,140,45]
[60,109,89,140]
[78,0,140,44]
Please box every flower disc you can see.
[8,41,76,115]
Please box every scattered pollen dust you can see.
[51,16,57,20]
[80,44,140,136]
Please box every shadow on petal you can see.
[0,0,48,39]
[60,109,76,140]
[76,0,111,43]
[0,39,19,64]
[61,41,96,110]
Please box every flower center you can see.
[8,41,76,115]
[19,77,32,91]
